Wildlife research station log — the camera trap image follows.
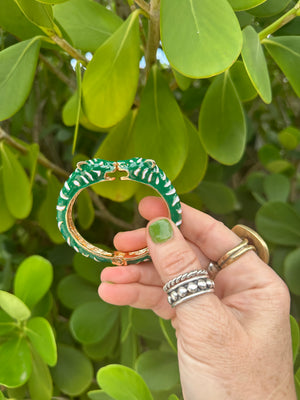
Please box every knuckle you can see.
[161,246,199,278]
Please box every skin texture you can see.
[98,197,296,400]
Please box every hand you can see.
[98,197,296,400]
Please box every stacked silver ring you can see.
[163,269,215,307]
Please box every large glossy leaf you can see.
[26,317,57,366]
[70,301,119,344]
[0,0,44,40]
[290,315,300,362]
[249,0,292,17]
[160,0,242,78]
[14,0,56,32]
[131,309,164,341]
[0,337,32,387]
[229,60,257,102]
[227,0,267,10]
[83,325,119,361]
[38,173,65,243]
[88,391,114,400]
[241,26,272,103]
[278,126,300,150]
[0,169,15,233]
[0,309,15,336]
[97,365,153,400]
[54,0,122,52]
[1,144,32,218]
[256,201,300,245]
[82,10,140,128]
[197,181,237,214]
[132,67,188,180]
[284,249,300,296]
[57,274,99,309]
[0,38,41,121]
[136,350,180,392]
[263,173,290,202]
[198,73,246,165]
[73,253,101,285]
[14,255,53,309]
[28,349,53,400]
[0,290,31,321]
[93,111,138,201]
[263,36,300,97]
[172,117,207,194]
[51,344,93,396]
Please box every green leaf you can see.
[198,73,246,165]
[28,348,53,400]
[27,142,39,188]
[0,290,31,321]
[82,10,140,128]
[173,70,192,91]
[54,0,122,52]
[196,181,237,214]
[263,174,290,202]
[249,0,292,17]
[159,318,177,353]
[70,301,119,344]
[278,126,300,150]
[93,111,138,202]
[0,143,33,218]
[57,274,99,309]
[97,364,153,400]
[161,0,242,78]
[136,350,180,392]
[241,26,272,103]
[51,344,93,396]
[131,309,164,341]
[38,173,65,244]
[263,36,300,97]
[132,66,188,180]
[14,0,56,33]
[77,186,95,230]
[0,309,15,336]
[83,325,119,361]
[37,0,67,4]
[290,315,300,362]
[227,0,267,10]
[0,337,32,388]
[168,395,180,400]
[88,391,114,400]
[229,60,257,102]
[258,143,281,166]
[26,317,57,366]
[72,62,82,154]
[0,0,44,40]
[73,253,101,285]
[14,255,53,309]
[172,117,207,194]
[256,201,300,246]
[284,249,300,296]
[0,169,15,233]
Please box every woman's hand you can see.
[98,197,296,400]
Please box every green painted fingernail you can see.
[149,219,173,244]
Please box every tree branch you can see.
[134,0,150,14]
[39,53,76,90]
[259,1,300,40]
[0,128,135,230]
[145,0,160,76]
[50,35,88,66]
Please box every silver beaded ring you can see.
[56,157,182,266]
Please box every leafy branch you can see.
[134,0,150,15]
[145,0,160,76]
[0,128,134,230]
[259,1,300,40]
[49,35,88,66]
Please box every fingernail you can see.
[148,219,173,244]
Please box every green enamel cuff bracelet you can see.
[56,157,182,266]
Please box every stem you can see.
[39,53,76,89]
[145,0,160,77]
[134,0,150,14]
[50,35,88,66]
[259,1,300,40]
[0,128,135,230]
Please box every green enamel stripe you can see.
[56,157,182,264]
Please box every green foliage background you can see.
[0,0,300,398]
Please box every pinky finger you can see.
[98,282,175,320]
